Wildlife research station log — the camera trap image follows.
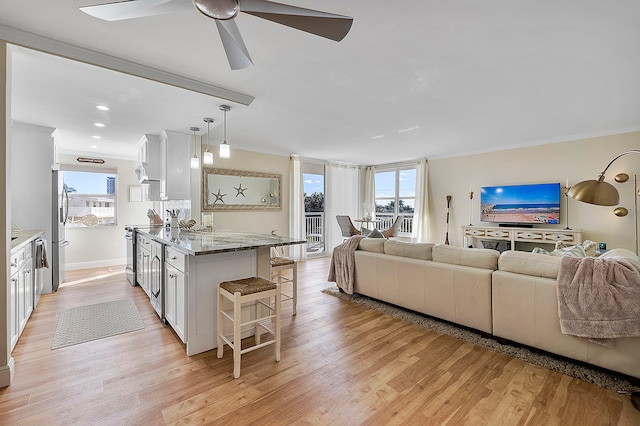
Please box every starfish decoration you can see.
[234,183,247,197]
[212,189,227,204]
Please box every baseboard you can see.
[66,258,127,271]
[0,357,15,388]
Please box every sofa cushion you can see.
[431,244,499,270]
[358,238,385,253]
[498,250,562,279]
[384,240,434,260]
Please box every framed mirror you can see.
[203,168,282,211]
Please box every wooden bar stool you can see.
[270,249,297,315]
[217,277,281,378]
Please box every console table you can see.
[462,225,582,251]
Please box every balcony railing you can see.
[374,213,414,235]
[305,212,324,253]
[304,212,414,254]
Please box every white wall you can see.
[59,153,153,269]
[427,131,640,252]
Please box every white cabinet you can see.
[159,130,191,201]
[164,246,187,342]
[462,225,582,251]
[136,131,190,201]
[10,242,35,352]
[135,134,162,183]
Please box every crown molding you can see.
[0,23,255,106]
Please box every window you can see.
[302,160,326,254]
[62,165,117,227]
[375,165,416,234]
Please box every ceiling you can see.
[2,0,640,165]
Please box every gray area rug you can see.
[322,287,640,393]
[52,298,145,349]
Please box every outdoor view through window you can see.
[64,169,117,227]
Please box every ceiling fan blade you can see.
[215,19,254,70]
[80,0,193,21]
[239,0,353,41]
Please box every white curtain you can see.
[325,163,360,252]
[360,166,375,219]
[413,159,430,242]
[289,155,306,260]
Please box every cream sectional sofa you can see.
[353,239,499,334]
[352,239,640,379]
[493,250,640,379]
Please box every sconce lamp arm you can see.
[599,150,640,180]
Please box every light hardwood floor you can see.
[1,257,639,425]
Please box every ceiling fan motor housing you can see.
[193,0,239,20]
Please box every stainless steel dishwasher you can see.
[125,226,135,285]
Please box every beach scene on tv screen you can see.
[480,183,560,224]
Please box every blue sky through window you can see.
[303,173,324,194]
[64,171,115,194]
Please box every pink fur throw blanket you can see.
[327,235,365,294]
[557,256,640,347]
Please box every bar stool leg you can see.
[217,286,224,359]
[255,298,262,345]
[292,262,298,315]
[233,291,242,379]
[275,283,281,362]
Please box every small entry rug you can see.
[52,298,145,349]
[322,287,640,393]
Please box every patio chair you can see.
[381,216,402,238]
[336,215,361,240]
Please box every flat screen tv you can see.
[480,183,561,225]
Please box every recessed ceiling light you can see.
[96,105,110,111]
[91,145,98,149]
[94,122,105,127]
[398,126,420,133]
[92,135,101,139]
[371,135,385,140]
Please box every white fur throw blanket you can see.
[327,235,365,294]
[557,256,640,347]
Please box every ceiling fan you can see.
[80,0,353,70]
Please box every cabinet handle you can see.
[11,262,17,267]
[171,256,177,260]
[11,278,18,283]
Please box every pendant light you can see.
[203,117,214,165]
[190,127,200,169]
[219,105,231,159]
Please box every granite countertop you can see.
[134,226,307,256]
[11,230,44,251]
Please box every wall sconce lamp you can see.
[567,150,640,206]
[568,150,640,255]
[189,127,200,169]
[203,117,214,165]
[219,105,231,159]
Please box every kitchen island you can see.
[133,227,305,355]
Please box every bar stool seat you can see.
[217,277,281,378]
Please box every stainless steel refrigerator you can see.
[11,123,67,294]
[51,169,69,291]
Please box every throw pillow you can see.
[532,245,586,257]
[555,239,597,257]
[367,228,386,239]
[360,227,372,237]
